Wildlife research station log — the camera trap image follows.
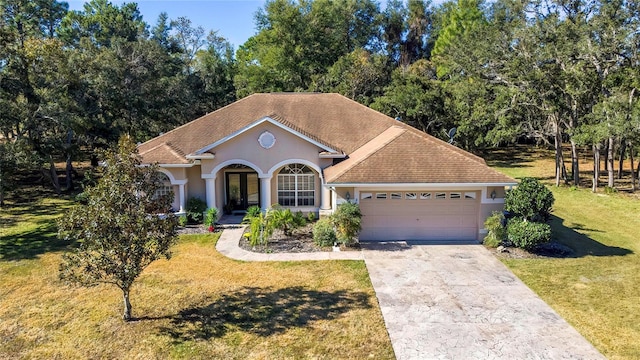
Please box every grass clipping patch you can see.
[0,233,393,359]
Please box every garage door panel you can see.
[362,215,465,228]
[359,191,479,242]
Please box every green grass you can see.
[0,197,73,260]
[487,147,640,359]
[0,200,393,359]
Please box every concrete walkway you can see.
[216,227,604,359]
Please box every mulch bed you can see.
[490,241,575,259]
[178,223,359,253]
[177,224,221,235]
[238,223,360,254]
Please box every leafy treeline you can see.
[0,0,234,199]
[2,0,639,201]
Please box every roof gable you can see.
[193,116,339,155]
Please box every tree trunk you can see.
[0,170,4,206]
[570,140,580,186]
[554,118,563,186]
[603,141,609,171]
[608,137,614,188]
[593,143,601,192]
[65,155,74,191]
[65,129,74,191]
[630,144,635,192]
[48,155,61,195]
[122,289,132,321]
[618,139,626,179]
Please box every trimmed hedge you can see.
[507,219,551,250]
[505,177,554,222]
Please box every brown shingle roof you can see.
[138,142,190,164]
[324,127,515,184]
[138,93,397,161]
[138,92,514,185]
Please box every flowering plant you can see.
[208,225,215,232]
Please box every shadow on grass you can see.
[551,215,632,257]
[161,286,372,341]
[0,222,73,261]
[482,147,537,169]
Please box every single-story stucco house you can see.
[138,93,516,242]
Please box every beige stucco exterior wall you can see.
[200,122,327,177]
[191,121,338,212]
[334,187,354,204]
[186,166,205,201]
[486,186,506,200]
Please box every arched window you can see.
[154,172,173,199]
[277,164,315,207]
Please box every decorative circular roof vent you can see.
[258,131,276,149]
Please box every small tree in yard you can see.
[505,178,555,222]
[58,136,178,321]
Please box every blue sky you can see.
[67,1,447,49]
[67,1,267,48]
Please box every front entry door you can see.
[226,172,260,212]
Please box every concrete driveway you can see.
[362,242,605,360]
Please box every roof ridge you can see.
[268,113,344,153]
[325,126,406,182]
[329,95,489,164]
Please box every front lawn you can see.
[488,146,640,360]
[0,200,393,359]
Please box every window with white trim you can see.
[154,172,172,199]
[391,192,402,199]
[361,192,372,200]
[464,192,477,199]
[405,192,417,200]
[420,192,431,199]
[450,192,461,199]
[376,193,387,199]
[435,192,446,199]
[277,164,315,206]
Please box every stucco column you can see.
[204,177,216,209]
[321,185,331,210]
[178,184,186,212]
[260,176,271,211]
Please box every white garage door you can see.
[359,191,479,241]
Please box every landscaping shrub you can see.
[294,210,307,227]
[331,202,362,245]
[248,212,274,247]
[313,218,337,246]
[186,197,207,224]
[483,211,506,248]
[307,212,316,222]
[243,205,262,224]
[507,219,551,250]
[204,207,218,227]
[505,177,554,222]
[178,215,188,227]
[269,207,304,236]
